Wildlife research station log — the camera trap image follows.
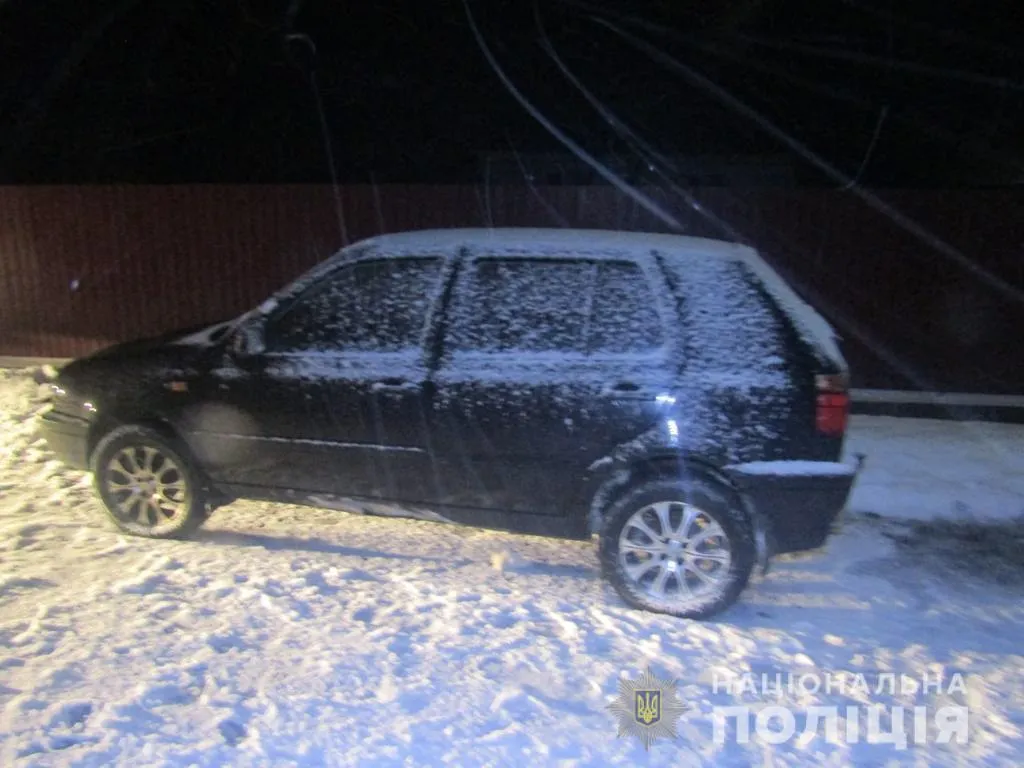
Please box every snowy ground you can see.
[1,367,1023,767]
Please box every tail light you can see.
[815,373,849,436]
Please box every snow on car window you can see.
[447,255,666,358]
[448,258,592,353]
[737,250,845,368]
[265,257,443,353]
[587,261,664,353]
[659,251,789,389]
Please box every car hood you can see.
[57,319,235,400]
[82,319,235,362]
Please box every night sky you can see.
[1,0,1022,185]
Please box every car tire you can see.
[91,425,208,539]
[599,477,755,620]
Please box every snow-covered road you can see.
[1,368,1023,766]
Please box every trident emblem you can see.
[635,690,662,725]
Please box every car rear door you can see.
[427,252,672,517]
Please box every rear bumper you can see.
[36,408,90,470]
[725,460,861,555]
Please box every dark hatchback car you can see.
[39,229,859,619]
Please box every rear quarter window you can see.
[658,252,789,387]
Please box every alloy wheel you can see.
[617,500,732,605]
[103,445,189,532]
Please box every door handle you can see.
[601,381,653,398]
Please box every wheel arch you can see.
[87,412,189,471]
[582,451,771,572]
[88,412,231,508]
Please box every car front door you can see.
[190,254,448,501]
[428,253,672,517]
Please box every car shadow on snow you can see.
[880,516,1024,588]
[719,515,1024,654]
[194,529,446,562]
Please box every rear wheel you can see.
[91,425,207,539]
[599,477,755,619]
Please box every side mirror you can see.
[230,321,266,358]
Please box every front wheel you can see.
[92,425,208,539]
[599,477,755,620]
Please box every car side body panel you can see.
[39,229,858,556]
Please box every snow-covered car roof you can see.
[357,227,751,259]
[259,228,751,316]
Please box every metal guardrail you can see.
[850,388,1024,408]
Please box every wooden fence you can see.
[1,184,1022,392]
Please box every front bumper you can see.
[725,459,862,555]
[36,408,91,470]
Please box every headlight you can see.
[49,381,97,416]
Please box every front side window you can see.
[265,257,443,353]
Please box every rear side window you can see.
[266,257,443,353]
[447,257,663,355]
[448,259,589,353]
[587,262,664,354]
